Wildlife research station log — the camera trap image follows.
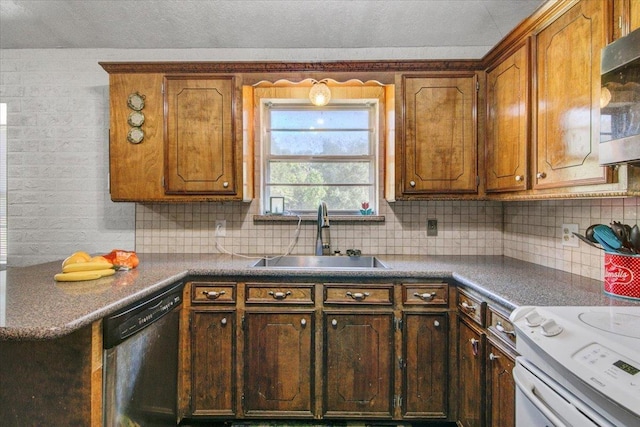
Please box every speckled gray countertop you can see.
[1,254,638,341]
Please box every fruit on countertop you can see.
[54,269,116,282]
[55,251,116,282]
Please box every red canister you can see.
[603,253,640,300]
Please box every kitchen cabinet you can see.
[457,288,487,427]
[164,75,239,196]
[613,0,640,40]
[397,73,478,198]
[323,284,395,418]
[485,307,516,427]
[188,283,237,417]
[101,65,246,202]
[243,283,315,417]
[485,42,529,193]
[533,0,609,190]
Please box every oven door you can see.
[513,358,615,427]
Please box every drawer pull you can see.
[346,291,370,301]
[203,290,225,300]
[221,317,227,326]
[414,292,436,301]
[268,290,291,300]
[489,352,500,361]
[470,338,480,356]
[461,301,477,312]
[496,322,515,336]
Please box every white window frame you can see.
[260,99,379,215]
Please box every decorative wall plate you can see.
[127,111,145,127]
[127,92,145,111]
[127,127,144,144]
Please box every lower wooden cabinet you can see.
[457,316,486,427]
[243,311,314,417]
[402,312,448,418]
[487,342,516,427]
[323,312,394,418]
[190,309,236,417]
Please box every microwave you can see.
[599,26,640,165]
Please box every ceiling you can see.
[0,0,546,57]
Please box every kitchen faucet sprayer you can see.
[316,202,331,255]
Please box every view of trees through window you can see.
[263,102,378,214]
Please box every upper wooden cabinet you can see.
[533,0,609,190]
[485,43,530,193]
[164,76,239,196]
[397,73,478,198]
[103,68,245,202]
[613,0,640,39]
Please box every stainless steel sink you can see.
[250,255,389,270]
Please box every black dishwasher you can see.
[103,281,183,427]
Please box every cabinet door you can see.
[487,342,516,427]
[534,0,609,189]
[400,73,478,195]
[324,312,394,418]
[190,310,236,417]
[458,317,485,427]
[486,43,529,193]
[164,75,238,195]
[402,312,448,419]
[243,311,314,417]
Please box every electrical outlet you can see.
[215,220,226,237]
[427,219,438,236]
[561,223,579,247]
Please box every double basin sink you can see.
[251,255,389,270]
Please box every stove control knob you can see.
[540,318,563,337]
[525,311,544,327]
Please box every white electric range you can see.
[510,305,640,427]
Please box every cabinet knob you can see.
[489,352,500,361]
[331,319,338,327]
[346,291,370,301]
[203,290,225,300]
[268,290,291,300]
[221,317,227,326]
[409,180,416,187]
[434,320,440,327]
[461,301,477,312]
[515,175,523,182]
[301,318,307,327]
[223,181,229,188]
[414,292,436,301]
[536,172,546,179]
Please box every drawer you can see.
[324,284,393,305]
[403,283,448,306]
[488,307,516,349]
[245,283,314,304]
[457,288,486,326]
[192,282,236,304]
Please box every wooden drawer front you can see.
[488,307,516,349]
[403,283,448,306]
[192,282,236,304]
[245,283,314,305]
[324,284,393,305]
[457,289,485,326]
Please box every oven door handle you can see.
[513,363,569,427]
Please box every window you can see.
[262,100,378,214]
[0,103,6,265]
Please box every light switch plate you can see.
[427,219,438,236]
[561,223,579,247]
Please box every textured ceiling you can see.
[0,0,546,56]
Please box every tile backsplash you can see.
[135,197,640,281]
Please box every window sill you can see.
[253,214,385,223]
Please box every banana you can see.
[62,261,113,273]
[54,269,116,282]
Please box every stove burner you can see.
[578,312,640,339]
